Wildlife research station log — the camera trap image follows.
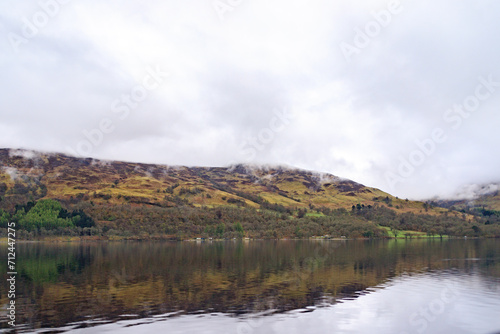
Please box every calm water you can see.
[1,239,500,333]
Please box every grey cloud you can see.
[1,0,500,199]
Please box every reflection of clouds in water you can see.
[313,274,465,334]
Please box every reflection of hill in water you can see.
[1,239,499,331]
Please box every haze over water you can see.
[1,239,499,333]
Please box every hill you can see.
[0,148,440,214]
[433,183,500,212]
[0,148,495,240]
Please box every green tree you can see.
[234,222,244,238]
[20,199,73,230]
[216,223,225,237]
[0,209,10,228]
[363,230,374,238]
[390,227,400,238]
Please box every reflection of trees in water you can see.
[0,243,96,330]
[1,239,499,331]
[14,243,94,283]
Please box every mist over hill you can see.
[0,148,426,212]
[432,182,500,212]
[1,148,498,239]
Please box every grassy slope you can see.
[436,191,500,212]
[0,149,454,216]
[472,193,500,211]
[377,226,447,238]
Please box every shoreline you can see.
[0,235,489,243]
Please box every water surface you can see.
[1,239,499,333]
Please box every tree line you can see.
[1,195,499,239]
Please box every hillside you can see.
[434,183,500,212]
[2,148,494,240]
[0,148,442,215]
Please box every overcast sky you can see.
[1,0,499,199]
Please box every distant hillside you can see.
[0,148,439,214]
[3,148,493,240]
[434,183,500,211]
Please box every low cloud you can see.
[1,0,499,199]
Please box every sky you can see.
[1,0,499,200]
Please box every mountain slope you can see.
[0,148,441,215]
[435,183,500,211]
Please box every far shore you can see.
[0,235,484,243]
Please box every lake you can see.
[1,239,500,333]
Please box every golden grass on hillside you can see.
[0,149,491,216]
